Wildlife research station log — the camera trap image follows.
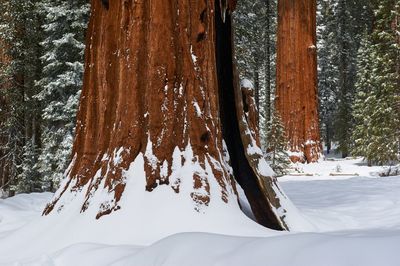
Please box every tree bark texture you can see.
[276,0,322,163]
[43,0,292,230]
[0,41,10,194]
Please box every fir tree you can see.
[0,0,43,194]
[351,36,377,165]
[1,0,89,194]
[35,0,89,191]
[317,0,339,154]
[351,0,400,165]
[234,0,277,145]
[14,141,42,192]
[317,0,374,157]
[265,113,291,176]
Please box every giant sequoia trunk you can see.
[276,0,322,163]
[43,0,297,230]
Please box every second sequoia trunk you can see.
[43,0,295,230]
[276,0,322,163]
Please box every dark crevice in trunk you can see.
[214,2,282,230]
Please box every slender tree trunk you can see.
[0,40,10,194]
[326,122,331,154]
[43,0,296,231]
[264,71,271,124]
[276,0,322,163]
[254,68,260,124]
[394,11,400,157]
[264,0,272,124]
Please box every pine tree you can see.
[14,141,42,192]
[351,1,400,165]
[0,1,24,195]
[265,112,291,176]
[317,0,339,154]
[351,36,377,165]
[263,0,277,127]
[1,0,88,194]
[234,0,277,135]
[35,0,89,191]
[0,0,43,194]
[235,0,265,109]
[332,0,374,157]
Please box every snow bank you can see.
[281,176,400,231]
[374,164,400,177]
[77,232,400,266]
[7,231,400,266]
[1,158,399,265]
[0,193,52,238]
[0,154,276,264]
[281,157,386,182]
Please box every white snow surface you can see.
[240,78,254,89]
[1,157,400,265]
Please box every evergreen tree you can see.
[0,0,88,194]
[14,141,42,192]
[265,113,291,176]
[317,0,339,154]
[235,0,265,105]
[0,0,43,194]
[234,0,277,135]
[35,0,89,191]
[351,1,400,165]
[351,36,377,164]
[317,0,374,157]
[335,0,357,157]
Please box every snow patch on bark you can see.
[247,144,263,156]
[240,79,254,89]
[222,141,232,169]
[257,158,275,177]
[192,100,202,117]
[160,160,169,180]
[43,143,243,224]
[145,136,159,170]
[305,140,317,145]
[113,147,125,165]
[190,45,197,64]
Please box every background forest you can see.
[0,0,399,197]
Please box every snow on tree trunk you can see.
[42,0,308,231]
[276,0,322,163]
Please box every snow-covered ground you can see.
[0,157,399,266]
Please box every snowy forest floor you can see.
[0,157,400,266]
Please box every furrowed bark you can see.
[276,0,322,163]
[44,0,289,231]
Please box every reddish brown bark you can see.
[276,0,322,163]
[0,41,10,193]
[43,0,291,230]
